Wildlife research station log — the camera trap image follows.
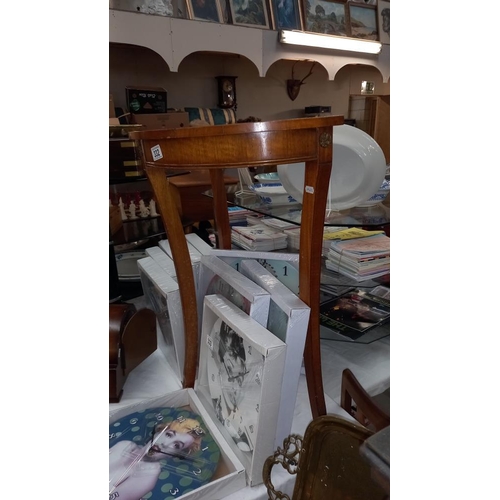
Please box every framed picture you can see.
[377,0,390,44]
[159,238,203,288]
[348,4,378,39]
[349,0,377,5]
[186,0,223,22]
[109,389,247,499]
[240,259,310,448]
[270,0,302,30]
[302,0,347,35]
[229,0,270,28]
[210,248,300,294]
[137,256,185,383]
[196,294,287,485]
[197,254,271,327]
[186,232,215,255]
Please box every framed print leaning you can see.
[210,249,300,294]
[186,0,223,22]
[348,3,378,39]
[270,0,302,30]
[195,294,286,485]
[240,259,310,448]
[197,254,271,328]
[302,0,347,35]
[109,389,247,500]
[377,0,390,44]
[137,256,185,383]
[229,0,270,28]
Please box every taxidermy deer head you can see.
[287,61,316,101]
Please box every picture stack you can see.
[131,236,312,488]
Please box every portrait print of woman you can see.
[109,414,213,500]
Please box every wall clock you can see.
[109,406,221,500]
[216,76,237,109]
[210,249,300,295]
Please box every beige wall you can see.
[110,43,389,122]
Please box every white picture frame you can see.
[239,259,310,448]
[137,256,185,383]
[210,248,300,294]
[109,388,246,500]
[159,238,203,284]
[186,232,214,255]
[195,294,286,485]
[197,255,271,329]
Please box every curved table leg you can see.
[146,166,199,388]
[299,158,333,418]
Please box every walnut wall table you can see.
[130,116,344,418]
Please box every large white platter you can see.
[277,125,386,211]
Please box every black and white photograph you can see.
[196,294,286,485]
[377,0,390,44]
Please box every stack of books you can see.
[284,226,346,255]
[231,223,288,251]
[325,233,390,282]
[227,206,253,226]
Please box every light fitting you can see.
[279,30,382,55]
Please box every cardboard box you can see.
[109,389,246,500]
[130,111,190,130]
[126,86,168,114]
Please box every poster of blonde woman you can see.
[109,407,221,500]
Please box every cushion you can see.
[183,107,237,125]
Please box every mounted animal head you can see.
[286,61,316,101]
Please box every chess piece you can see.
[128,201,138,220]
[118,197,128,221]
[139,199,150,218]
[149,199,159,217]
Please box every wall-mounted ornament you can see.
[286,61,316,101]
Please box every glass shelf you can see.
[203,187,390,344]
[320,321,389,344]
[205,190,390,228]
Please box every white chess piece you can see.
[128,200,138,220]
[118,197,128,221]
[139,199,150,218]
[149,199,159,217]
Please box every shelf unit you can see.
[109,9,390,82]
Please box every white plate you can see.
[115,251,147,281]
[277,125,387,211]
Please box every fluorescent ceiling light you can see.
[279,30,382,55]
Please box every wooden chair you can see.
[340,368,390,432]
[130,116,344,417]
[262,414,388,500]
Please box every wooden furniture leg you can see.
[146,166,199,388]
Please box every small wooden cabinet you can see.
[348,95,390,165]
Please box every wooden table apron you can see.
[130,116,344,418]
